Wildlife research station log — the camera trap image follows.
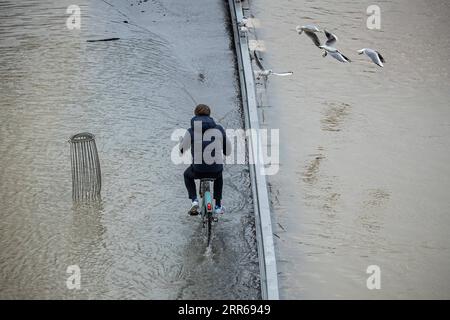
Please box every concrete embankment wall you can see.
[227,0,279,300]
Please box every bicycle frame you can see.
[199,179,214,246]
[199,179,214,214]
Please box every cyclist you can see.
[180,104,231,216]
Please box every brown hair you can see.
[194,104,211,116]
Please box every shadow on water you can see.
[66,200,111,299]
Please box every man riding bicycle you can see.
[180,104,231,216]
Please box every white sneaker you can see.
[189,200,199,215]
[214,205,225,215]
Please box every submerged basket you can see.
[69,132,101,201]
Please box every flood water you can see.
[0,0,260,299]
[248,0,450,298]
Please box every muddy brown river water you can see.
[0,0,260,299]
[248,0,450,299]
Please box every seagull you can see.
[255,70,293,78]
[240,25,249,33]
[358,48,385,67]
[239,17,254,36]
[238,18,248,32]
[296,24,323,47]
[320,29,339,57]
[238,17,249,27]
[253,51,293,80]
[324,29,338,46]
[319,45,351,63]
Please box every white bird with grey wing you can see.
[253,51,293,80]
[317,30,351,63]
[319,45,351,63]
[358,48,385,67]
[296,25,349,63]
[296,24,323,47]
[255,70,294,78]
[238,17,249,27]
[324,29,338,47]
[239,17,255,36]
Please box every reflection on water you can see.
[0,0,259,299]
[249,0,450,298]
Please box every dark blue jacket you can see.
[180,115,231,173]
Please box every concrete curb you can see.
[228,0,279,300]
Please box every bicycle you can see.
[198,178,217,247]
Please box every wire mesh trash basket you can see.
[69,132,102,201]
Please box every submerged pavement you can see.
[0,0,260,299]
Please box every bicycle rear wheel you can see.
[200,181,214,247]
[205,213,212,247]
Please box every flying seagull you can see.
[319,29,339,57]
[324,29,338,46]
[319,45,351,63]
[253,51,293,80]
[358,48,385,67]
[255,70,293,78]
[296,24,323,47]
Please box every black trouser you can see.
[183,165,223,202]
